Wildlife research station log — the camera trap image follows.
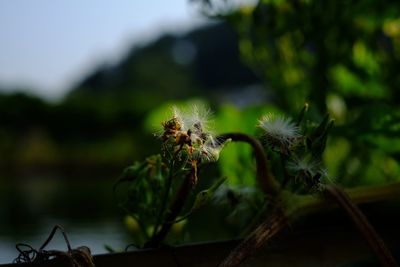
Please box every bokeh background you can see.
[1,0,400,264]
[0,0,262,262]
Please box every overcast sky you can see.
[0,0,207,100]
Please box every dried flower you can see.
[193,136,230,163]
[287,156,329,190]
[161,105,224,163]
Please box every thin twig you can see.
[40,225,72,252]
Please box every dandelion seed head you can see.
[287,157,320,174]
[197,136,230,162]
[258,113,300,150]
[171,106,185,130]
[187,105,213,134]
[287,156,330,190]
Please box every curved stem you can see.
[323,185,398,267]
[219,182,400,267]
[40,225,72,252]
[217,133,280,197]
[280,154,290,189]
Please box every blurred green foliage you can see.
[2,0,400,189]
[203,0,400,186]
[221,0,400,111]
[0,92,148,170]
[0,22,258,174]
[1,1,400,256]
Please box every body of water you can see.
[0,219,128,264]
[0,170,131,264]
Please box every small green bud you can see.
[310,119,334,158]
[296,102,309,125]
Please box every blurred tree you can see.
[208,0,400,113]
[198,0,400,185]
[0,22,265,171]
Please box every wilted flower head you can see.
[161,105,225,163]
[287,156,329,190]
[192,136,230,162]
[258,113,300,152]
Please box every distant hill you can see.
[67,22,260,110]
[0,22,264,171]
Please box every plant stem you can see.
[323,184,399,267]
[152,161,174,238]
[220,183,400,267]
[280,154,290,189]
[144,163,196,248]
[217,133,279,197]
[218,209,288,267]
[290,182,400,218]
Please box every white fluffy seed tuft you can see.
[258,113,300,150]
